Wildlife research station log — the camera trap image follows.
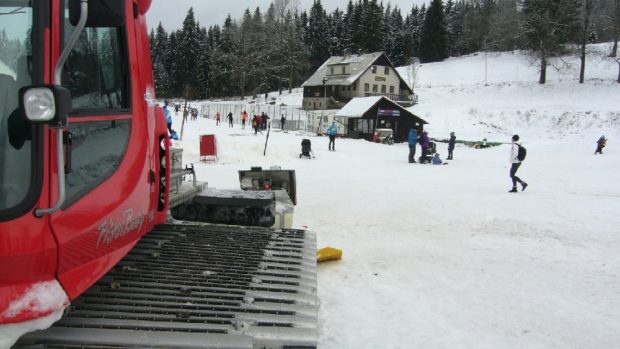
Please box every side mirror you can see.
[69,0,126,27]
[19,85,72,128]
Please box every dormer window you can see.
[341,66,346,74]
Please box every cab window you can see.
[60,2,132,207]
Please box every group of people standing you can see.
[407,128,456,164]
[250,112,270,134]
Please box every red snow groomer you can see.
[0,1,317,347]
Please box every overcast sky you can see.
[146,0,429,31]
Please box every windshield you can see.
[0,1,35,213]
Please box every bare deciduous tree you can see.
[580,0,596,83]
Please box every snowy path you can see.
[174,114,620,349]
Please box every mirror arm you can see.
[55,0,88,86]
[36,0,87,217]
[35,129,67,217]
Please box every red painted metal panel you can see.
[49,0,157,301]
[200,134,218,161]
[0,0,164,324]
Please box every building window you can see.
[347,86,351,91]
[384,67,389,75]
[353,84,357,91]
[372,84,378,92]
[371,66,377,74]
[330,67,334,75]
[364,83,369,92]
[381,85,386,93]
[341,86,345,91]
[389,86,394,94]
[341,66,346,74]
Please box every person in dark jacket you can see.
[447,132,456,160]
[595,135,607,154]
[419,131,430,163]
[227,112,234,128]
[408,128,418,163]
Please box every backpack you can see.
[517,143,527,161]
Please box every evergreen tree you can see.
[328,9,345,55]
[341,1,355,53]
[420,0,448,62]
[152,23,170,97]
[306,0,330,68]
[177,8,200,98]
[363,0,384,52]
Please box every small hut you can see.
[335,96,427,142]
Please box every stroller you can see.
[300,138,314,159]
[418,141,437,164]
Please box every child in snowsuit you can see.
[595,135,607,154]
[447,132,456,160]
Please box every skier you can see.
[261,112,269,131]
[509,134,528,193]
[595,135,607,154]
[281,114,286,131]
[252,115,259,135]
[215,112,221,126]
[327,121,338,151]
[241,111,248,129]
[227,112,234,128]
[447,132,456,160]
[408,127,418,163]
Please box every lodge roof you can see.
[302,52,412,93]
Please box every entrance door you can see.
[49,4,152,299]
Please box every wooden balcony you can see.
[364,92,418,106]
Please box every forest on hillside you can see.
[149,0,620,99]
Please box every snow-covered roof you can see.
[336,96,428,124]
[302,52,384,87]
[335,96,383,118]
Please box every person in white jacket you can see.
[509,135,528,193]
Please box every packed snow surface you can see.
[173,45,619,348]
[1,45,618,348]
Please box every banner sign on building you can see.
[378,108,400,116]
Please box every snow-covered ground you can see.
[2,45,618,348]
[172,45,619,348]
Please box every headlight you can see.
[23,87,56,122]
[19,85,72,126]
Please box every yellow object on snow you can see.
[317,247,343,263]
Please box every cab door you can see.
[49,0,153,300]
